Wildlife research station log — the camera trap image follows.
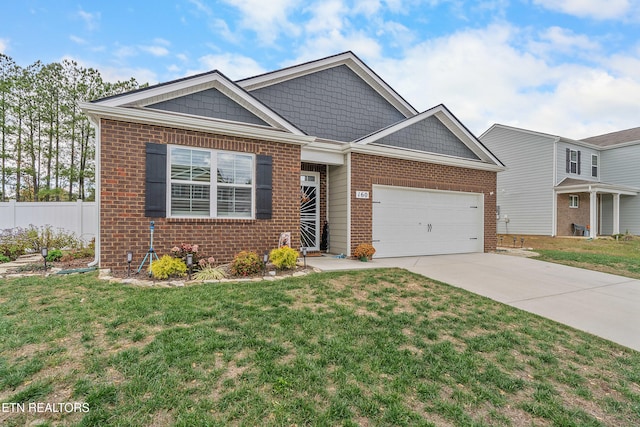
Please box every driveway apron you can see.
[369,253,640,352]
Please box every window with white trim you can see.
[169,146,254,218]
[591,154,598,178]
[569,195,579,208]
[569,149,578,174]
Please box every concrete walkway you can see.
[308,253,640,352]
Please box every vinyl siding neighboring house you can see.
[481,124,640,238]
[480,125,555,235]
[601,144,640,234]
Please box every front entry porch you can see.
[555,179,638,238]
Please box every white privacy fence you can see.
[0,200,97,243]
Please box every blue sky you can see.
[2,0,639,138]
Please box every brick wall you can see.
[100,119,301,272]
[349,153,498,253]
[557,193,591,236]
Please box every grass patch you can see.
[500,234,640,279]
[0,270,638,426]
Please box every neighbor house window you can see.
[570,149,578,174]
[569,195,579,208]
[591,154,598,178]
[169,146,254,218]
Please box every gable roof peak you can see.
[238,51,418,118]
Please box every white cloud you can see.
[59,55,158,85]
[536,26,600,54]
[210,19,238,43]
[372,23,640,138]
[187,0,213,15]
[77,9,100,31]
[114,45,138,59]
[70,35,88,45]
[220,0,302,45]
[194,53,267,79]
[0,38,8,53]
[100,66,158,85]
[153,38,171,47]
[353,0,382,16]
[304,0,348,34]
[532,0,634,20]
[139,45,170,57]
[291,29,382,65]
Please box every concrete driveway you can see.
[309,253,640,352]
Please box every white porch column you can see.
[613,193,621,235]
[589,191,597,238]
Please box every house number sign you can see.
[356,191,370,199]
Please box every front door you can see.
[300,172,320,250]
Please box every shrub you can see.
[230,251,263,276]
[0,254,10,263]
[0,227,31,260]
[269,246,299,270]
[149,255,187,280]
[170,243,201,268]
[67,246,95,259]
[46,249,63,262]
[194,266,227,281]
[353,243,376,259]
[25,225,82,251]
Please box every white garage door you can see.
[372,186,484,258]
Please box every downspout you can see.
[346,152,352,256]
[87,117,100,268]
[551,137,559,236]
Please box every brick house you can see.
[81,52,504,270]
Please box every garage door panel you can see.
[372,186,483,258]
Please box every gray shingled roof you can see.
[581,127,640,147]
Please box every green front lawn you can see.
[1,270,639,426]
[500,234,640,279]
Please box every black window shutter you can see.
[565,148,570,173]
[577,151,581,175]
[145,143,167,217]
[256,155,273,220]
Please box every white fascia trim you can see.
[239,52,417,117]
[434,110,503,166]
[555,184,639,196]
[558,137,604,151]
[80,103,315,146]
[301,140,346,165]
[97,72,226,107]
[345,143,505,172]
[482,123,561,142]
